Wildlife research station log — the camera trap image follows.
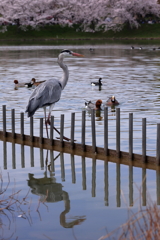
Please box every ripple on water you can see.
[0,44,160,156]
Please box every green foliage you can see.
[0,24,160,40]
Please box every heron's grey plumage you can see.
[26,79,62,117]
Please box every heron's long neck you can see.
[58,56,69,90]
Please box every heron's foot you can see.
[56,136,70,141]
[56,136,77,142]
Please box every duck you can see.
[91,78,102,86]
[30,78,46,87]
[14,79,32,89]
[14,79,35,89]
[24,80,34,88]
[139,47,143,50]
[106,96,119,106]
[85,99,103,110]
[131,46,134,49]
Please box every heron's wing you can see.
[26,79,62,117]
[31,79,61,104]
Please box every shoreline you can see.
[0,37,160,42]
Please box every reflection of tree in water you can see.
[0,172,32,240]
[28,171,86,228]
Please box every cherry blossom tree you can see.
[0,0,159,32]
[109,0,160,31]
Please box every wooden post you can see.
[11,109,15,139]
[92,159,96,197]
[50,116,54,146]
[60,152,65,181]
[142,168,146,206]
[156,170,160,205]
[30,116,34,142]
[104,107,108,156]
[129,113,133,160]
[20,112,24,141]
[39,118,43,145]
[3,140,7,169]
[40,148,44,169]
[157,123,160,165]
[116,163,121,207]
[142,118,146,163]
[30,146,34,167]
[71,154,76,183]
[50,150,55,172]
[104,160,108,206]
[71,112,75,149]
[91,109,96,153]
[82,156,86,190]
[60,114,64,148]
[12,142,16,169]
[116,108,120,158]
[21,145,25,168]
[129,165,133,206]
[81,110,86,151]
[2,105,6,137]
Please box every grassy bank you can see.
[0,23,160,41]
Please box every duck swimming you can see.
[106,96,119,106]
[91,78,102,86]
[85,99,103,110]
[14,79,32,88]
[30,78,46,87]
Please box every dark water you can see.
[0,43,160,239]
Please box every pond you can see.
[0,42,160,239]
[0,142,160,240]
[0,43,160,156]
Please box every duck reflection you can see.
[86,109,103,121]
[111,105,116,112]
[27,170,86,228]
[95,109,103,121]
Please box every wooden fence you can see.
[1,143,160,207]
[1,105,160,166]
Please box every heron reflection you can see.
[27,170,86,228]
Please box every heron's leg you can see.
[43,107,49,138]
[46,104,55,125]
[46,104,71,142]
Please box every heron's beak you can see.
[72,52,84,57]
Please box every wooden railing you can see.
[1,105,160,165]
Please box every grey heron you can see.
[26,49,84,139]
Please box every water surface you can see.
[0,43,160,239]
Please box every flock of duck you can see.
[85,77,119,111]
[14,78,45,88]
[131,46,160,50]
[14,78,119,110]
[14,76,119,112]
